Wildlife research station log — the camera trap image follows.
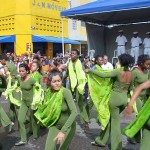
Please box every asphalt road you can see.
[0,96,140,150]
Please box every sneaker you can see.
[91,141,105,147]
[8,122,14,133]
[15,141,27,146]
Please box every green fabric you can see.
[18,101,38,141]
[4,72,22,107]
[30,71,42,82]
[128,91,138,115]
[124,97,150,138]
[31,82,44,110]
[88,65,112,130]
[0,103,11,127]
[68,59,87,95]
[34,87,64,128]
[6,62,18,77]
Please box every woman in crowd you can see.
[35,69,77,150]
[85,54,135,150]
[128,54,150,143]
[124,80,150,150]
[30,61,44,84]
[131,54,150,112]
[15,63,38,146]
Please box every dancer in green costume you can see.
[30,62,44,84]
[128,54,150,144]
[132,55,150,112]
[35,69,77,150]
[0,54,19,122]
[124,80,150,150]
[86,54,135,150]
[15,63,38,146]
[0,76,13,131]
[64,49,89,130]
[86,55,107,117]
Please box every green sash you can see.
[4,72,22,106]
[123,97,150,138]
[68,59,87,95]
[88,65,112,130]
[31,82,44,110]
[30,71,41,82]
[34,87,64,128]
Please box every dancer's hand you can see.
[123,105,133,120]
[54,131,65,144]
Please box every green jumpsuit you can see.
[45,88,77,150]
[6,62,19,122]
[132,69,150,111]
[131,70,150,142]
[89,69,134,150]
[0,75,11,127]
[18,77,38,142]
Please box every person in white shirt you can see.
[101,55,113,70]
[130,32,142,63]
[115,30,127,56]
[143,32,150,56]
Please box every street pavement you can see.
[0,96,140,150]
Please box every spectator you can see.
[42,60,50,74]
[102,55,113,70]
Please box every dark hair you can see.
[137,54,150,66]
[48,68,63,82]
[19,63,30,74]
[33,55,40,61]
[118,54,135,69]
[95,55,103,61]
[0,54,9,61]
[71,49,80,56]
[32,61,43,75]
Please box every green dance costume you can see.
[35,87,77,150]
[66,59,89,124]
[18,77,38,142]
[124,97,150,150]
[6,62,19,122]
[0,76,11,127]
[89,69,134,150]
[132,69,150,112]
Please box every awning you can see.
[32,35,80,44]
[61,0,150,25]
[0,35,15,43]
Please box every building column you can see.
[15,34,32,56]
[46,42,53,58]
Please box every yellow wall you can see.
[0,0,16,36]
[0,0,69,56]
[31,0,68,37]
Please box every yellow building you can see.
[0,0,80,57]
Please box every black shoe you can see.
[127,138,136,144]
[91,141,105,147]
[15,141,27,146]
